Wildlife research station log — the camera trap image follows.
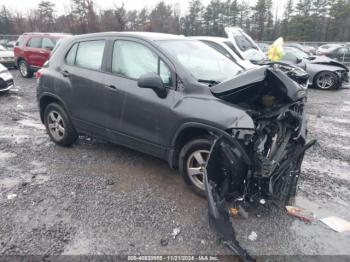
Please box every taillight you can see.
[35,69,44,81]
[35,69,43,80]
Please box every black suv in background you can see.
[37,32,309,198]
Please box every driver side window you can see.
[112,40,172,86]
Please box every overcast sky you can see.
[2,0,284,16]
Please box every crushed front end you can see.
[206,64,316,260]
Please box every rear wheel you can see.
[314,71,338,90]
[179,138,212,197]
[18,60,33,78]
[44,103,77,146]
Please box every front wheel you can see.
[179,138,212,197]
[313,71,339,90]
[44,103,77,147]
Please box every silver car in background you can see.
[0,44,15,68]
[281,46,349,89]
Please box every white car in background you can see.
[189,36,257,69]
[0,44,15,68]
[0,63,14,92]
[317,44,343,56]
[224,27,267,63]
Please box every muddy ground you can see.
[0,69,350,257]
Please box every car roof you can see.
[21,32,72,37]
[72,32,187,41]
[189,36,229,43]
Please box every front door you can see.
[104,39,180,158]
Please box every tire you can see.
[179,137,212,197]
[313,71,339,90]
[18,60,33,78]
[44,103,77,147]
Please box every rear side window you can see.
[75,40,106,70]
[17,36,26,46]
[65,43,78,66]
[112,40,172,85]
[27,37,42,48]
[42,38,56,49]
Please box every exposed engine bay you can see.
[206,64,316,261]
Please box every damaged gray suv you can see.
[37,32,314,204]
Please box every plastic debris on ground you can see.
[229,207,239,217]
[320,216,350,233]
[7,194,17,200]
[248,231,258,241]
[285,206,315,222]
[171,228,180,239]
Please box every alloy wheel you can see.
[316,72,335,89]
[186,149,210,191]
[47,110,65,141]
[19,61,27,77]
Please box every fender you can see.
[168,122,253,168]
[38,92,71,123]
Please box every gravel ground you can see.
[0,69,350,257]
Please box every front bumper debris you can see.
[204,97,316,260]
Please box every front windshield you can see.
[285,47,308,59]
[158,40,243,83]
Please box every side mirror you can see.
[296,58,303,64]
[137,73,167,98]
[15,41,19,46]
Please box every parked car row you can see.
[0,44,15,68]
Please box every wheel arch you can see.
[15,57,26,67]
[168,123,212,169]
[168,122,253,169]
[39,94,69,123]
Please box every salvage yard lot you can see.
[0,69,350,256]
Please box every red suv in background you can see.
[14,33,71,78]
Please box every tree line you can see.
[1,0,350,42]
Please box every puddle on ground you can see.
[0,151,17,162]
[316,116,350,125]
[17,119,45,130]
[302,157,350,181]
[295,195,350,219]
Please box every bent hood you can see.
[210,64,308,102]
[306,56,349,71]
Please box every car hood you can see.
[210,64,308,102]
[0,50,14,57]
[305,56,349,71]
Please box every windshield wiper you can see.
[198,79,221,86]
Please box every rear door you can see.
[40,37,55,66]
[26,37,43,67]
[60,39,109,136]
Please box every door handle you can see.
[61,70,70,77]
[106,84,118,91]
